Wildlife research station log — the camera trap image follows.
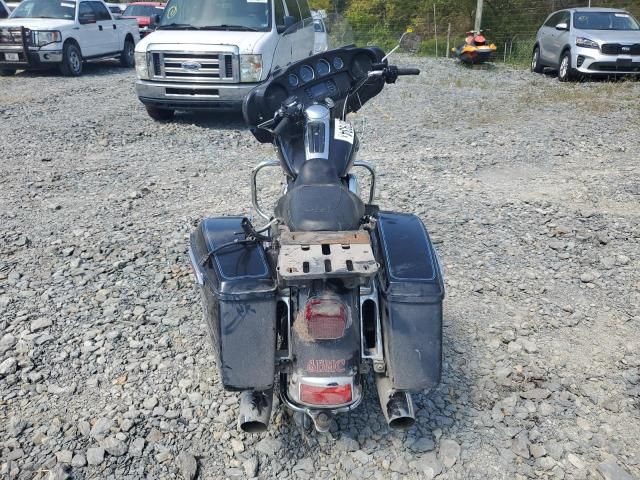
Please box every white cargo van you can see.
[134,0,315,120]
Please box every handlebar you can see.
[396,67,421,76]
[272,115,290,136]
[368,66,421,83]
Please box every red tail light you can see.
[300,383,352,406]
[304,298,347,340]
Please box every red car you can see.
[122,2,164,37]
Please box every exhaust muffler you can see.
[238,389,273,433]
[375,375,416,430]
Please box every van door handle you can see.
[113,24,116,29]
[99,25,103,31]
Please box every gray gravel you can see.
[1,58,639,480]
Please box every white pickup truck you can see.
[0,0,139,76]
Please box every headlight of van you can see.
[135,51,150,80]
[31,31,62,47]
[240,54,263,82]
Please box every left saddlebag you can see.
[189,217,277,391]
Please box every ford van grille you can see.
[150,52,237,83]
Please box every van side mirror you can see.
[152,14,161,25]
[555,22,569,31]
[79,12,97,24]
[277,15,296,34]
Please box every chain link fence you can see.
[317,0,640,65]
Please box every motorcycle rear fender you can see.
[286,284,362,406]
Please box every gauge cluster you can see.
[286,56,345,90]
[243,46,386,131]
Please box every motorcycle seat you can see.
[275,158,365,232]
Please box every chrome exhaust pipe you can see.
[375,375,416,430]
[238,389,273,433]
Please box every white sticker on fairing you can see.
[334,119,354,144]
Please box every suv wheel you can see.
[531,47,544,74]
[558,51,574,82]
[60,43,83,77]
[146,106,175,121]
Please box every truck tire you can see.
[0,68,16,76]
[120,38,135,68]
[59,43,83,77]
[146,106,175,121]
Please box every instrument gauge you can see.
[316,59,330,76]
[333,56,344,70]
[288,74,299,87]
[299,65,315,83]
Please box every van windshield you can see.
[158,0,271,31]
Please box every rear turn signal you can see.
[300,383,352,406]
[304,298,347,340]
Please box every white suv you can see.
[532,8,640,81]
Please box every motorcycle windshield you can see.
[270,13,355,74]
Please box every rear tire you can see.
[531,47,544,73]
[60,43,83,77]
[0,68,16,76]
[120,38,135,68]
[145,105,175,121]
[558,51,574,82]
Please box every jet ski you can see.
[452,30,497,64]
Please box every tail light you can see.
[304,298,347,340]
[300,383,352,406]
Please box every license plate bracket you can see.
[4,52,19,61]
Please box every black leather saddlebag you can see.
[374,212,445,392]
[189,217,277,391]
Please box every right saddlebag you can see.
[373,212,445,392]
[189,217,277,392]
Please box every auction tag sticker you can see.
[247,0,268,3]
[334,119,354,144]
[167,5,178,18]
[614,13,629,17]
[61,2,75,7]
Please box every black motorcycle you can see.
[188,25,444,433]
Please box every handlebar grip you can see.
[272,115,290,137]
[396,68,421,76]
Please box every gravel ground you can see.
[1,57,639,480]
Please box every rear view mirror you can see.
[79,13,96,24]
[277,15,296,34]
[383,28,417,61]
[555,22,569,31]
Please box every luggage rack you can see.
[277,229,378,280]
